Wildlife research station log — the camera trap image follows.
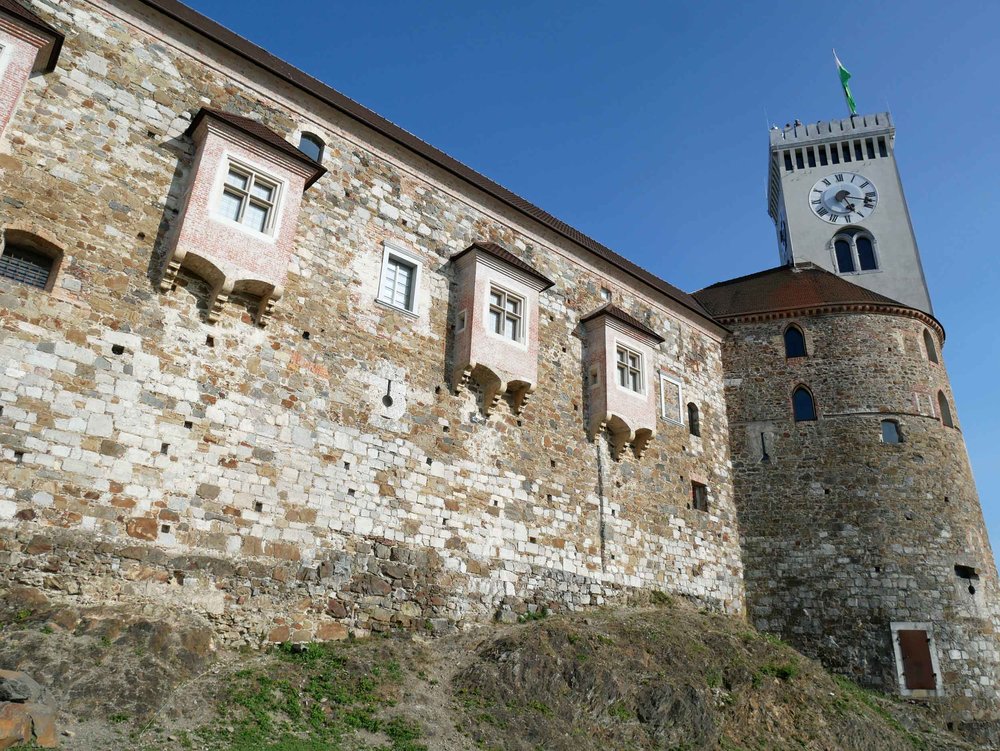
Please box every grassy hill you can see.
[0,587,977,750]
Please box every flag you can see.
[834,50,857,115]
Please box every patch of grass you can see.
[756,661,800,683]
[14,608,32,622]
[109,712,130,724]
[649,590,673,607]
[706,670,723,688]
[608,701,633,721]
[191,641,427,751]
[517,607,549,624]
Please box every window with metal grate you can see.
[0,244,54,289]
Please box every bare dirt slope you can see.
[0,586,979,750]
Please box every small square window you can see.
[488,286,524,342]
[377,243,422,314]
[691,481,709,512]
[600,287,612,301]
[217,163,279,234]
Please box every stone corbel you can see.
[594,415,655,461]
[254,284,284,328]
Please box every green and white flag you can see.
[834,50,857,115]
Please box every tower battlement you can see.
[769,111,893,148]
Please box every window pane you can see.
[244,202,269,232]
[250,181,274,202]
[225,170,248,190]
[784,327,806,357]
[857,237,877,270]
[490,290,503,307]
[881,420,900,444]
[219,189,243,221]
[835,240,855,273]
[298,134,323,162]
[505,297,519,314]
[617,364,628,388]
[793,387,816,421]
[504,314,517,340]
[489,309,502,335]
[617,348,627,364]
[630,370,640,392]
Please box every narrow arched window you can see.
[298,132,324,163]
[792,386,817,422]
[881,419,902,444]
[784,325,807,358]
[923,330,938,364]
[0,231,62,291]
[834,239,855,273]
[856,236,877,270]
[687,403,700,437]
[937,391,953,428]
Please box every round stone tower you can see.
[695,263,1000,741]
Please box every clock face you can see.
[809,172,878,224]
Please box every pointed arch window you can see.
[937,391,954,428]
[784,325,807,358]
[297,132,325,163]
[792,386,817,422]
[687,402,701,437]
[832,229,878,274]
[923,330,939,364]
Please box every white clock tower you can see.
[766,112,933,314]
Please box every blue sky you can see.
[186,0,1000,560]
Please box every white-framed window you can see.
[600,287,612,302]
[377,242,422,315]
[832,229,879,274]
[488,285,524,342]
[616,344,644,393]
[660,374,683,423]
[217,161,280,234]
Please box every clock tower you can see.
[767,112,933,314]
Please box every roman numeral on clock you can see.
[816,207,828,216]
[822,179,831,186]
[835,173,844,182]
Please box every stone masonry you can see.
[0,0,997,742]
[0,0,742,649]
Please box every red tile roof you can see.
[186,108,326,188]
[693,263,911,319]
[580,303,665,343]
[0,0,63,72]
[137,0,715,327]
[450,242,554,291]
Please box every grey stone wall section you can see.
[722,309,1000,733]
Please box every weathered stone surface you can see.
[0,703,32,750]
[0,671,43,703]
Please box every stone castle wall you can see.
[0,0,743,644]
[722,309,1000,729]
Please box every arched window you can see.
[834,238,855,273]
[856,236,877,270]
[881,419,902,444]
[832,229,878,274]
[937,391,953,428]
[298,132,324,163]
[792,386,817,422]
[687,403,700,437]
[0,230,62,291]
[784,325,807,358]
[923,330,938,364]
